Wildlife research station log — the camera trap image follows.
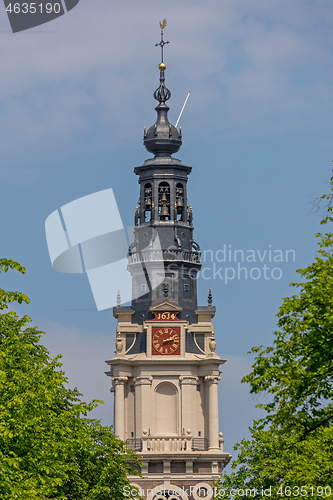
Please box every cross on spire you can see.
[155,19,169,64]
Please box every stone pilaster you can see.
[134,376,153,438]
[112,376,128,440]
[179,375,198,436]
[204,375,221,450]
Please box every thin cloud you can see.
[0,0,333,172]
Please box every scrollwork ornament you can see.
[179,375,199,385]
[133,376,153,386]
[204,375,221,384]
[112,376,128,386]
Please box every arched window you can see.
[155,382,178,435]
[176,183,184,221]
[158,182,170,221]
[144,183,152,222]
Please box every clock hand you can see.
[163,335,177,344]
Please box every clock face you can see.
[152,327,180,355]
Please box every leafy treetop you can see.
[0,259,141,499]
[217,175,333,498]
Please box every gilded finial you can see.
[190,205,192,212]
[159,19,167,30]
[135,206,138,213]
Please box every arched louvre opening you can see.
[144,183,152,222]
[176,183,184,221]
[158,182,170,221]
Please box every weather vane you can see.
[155,19,169,64]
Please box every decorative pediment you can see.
[149,300,182,313]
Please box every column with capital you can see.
[134,376,153,438]
[112,376,128,441]
[179,375,198,437]
[204,375,221,450]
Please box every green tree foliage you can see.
[217,182,333,499]
[0,258,141,499]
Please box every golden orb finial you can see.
[158,62,166,71]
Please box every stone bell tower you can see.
[105,22,231,500]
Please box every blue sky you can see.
[1,0,333,462]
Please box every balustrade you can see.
[128,249,201,264]
[141,435,193,452]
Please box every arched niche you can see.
[154,382,178,435]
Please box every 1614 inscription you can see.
[152,311,179,321]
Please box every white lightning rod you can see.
[175,91,191,128]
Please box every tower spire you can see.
[153,19,171,104]
[143,20,181,156]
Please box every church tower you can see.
[106,23,231,500]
